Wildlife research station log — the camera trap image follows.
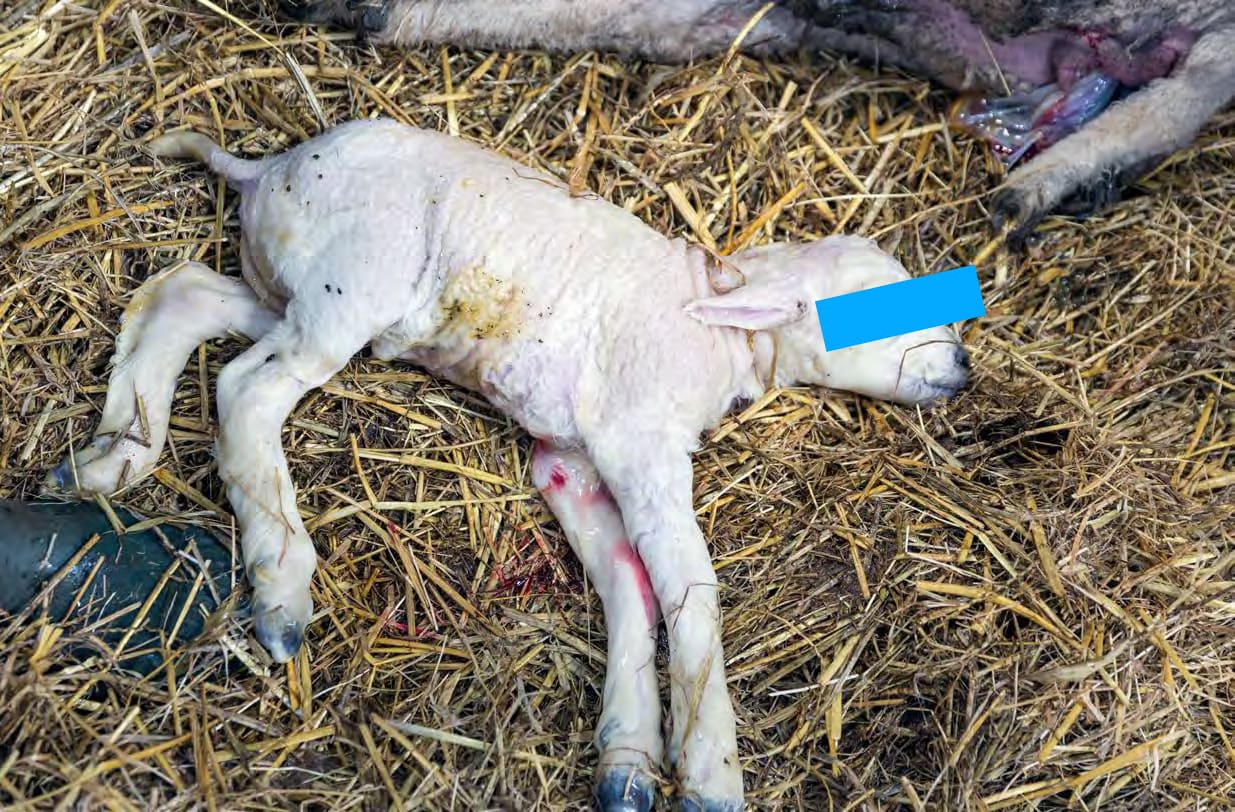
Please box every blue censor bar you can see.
[816,265,985,352]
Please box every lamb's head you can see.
[685,235,971,405]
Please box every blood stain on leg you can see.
[613,540,658,627]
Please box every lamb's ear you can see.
[684,285,809,330]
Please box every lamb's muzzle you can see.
[49,118,970,809]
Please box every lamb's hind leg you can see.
[48,261,277,495]
[531,441,663,812]
[588,434,743,812]
[213,305,379,662]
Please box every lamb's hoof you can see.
[594,767,656,812]
[45,458,74,491]
[253,601,307,663]
[44,447,121,497]
[989,188,1043,254]
[675,795,744,812]
[0,499,233,674]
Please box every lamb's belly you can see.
[367,254,588,442]
[404,340,585,446]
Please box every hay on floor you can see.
[1,0,1233,808]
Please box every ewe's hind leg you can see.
[589,434,743,812]
[992,25,1235,245]
[531,441,663,812]
[282,0,812,61]
[214,308,376,662]
[49,261,276,495]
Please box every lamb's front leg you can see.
[589,437,742,811]
[531,441,663,812]
[48,261,276,495]
[214,317,361,661]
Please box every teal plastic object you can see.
[0,499,235,675]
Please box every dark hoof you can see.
[989,187,1021,234]
[675,795,744,812]
[343,0,388,38]
[989,188,1042,254]
[783,0,901,30]
[1056,168,1124,219]
[992,155,1164,249]
[278,0,365,27]
[0,499,234,675]
[279,0,327,23]
[253,601,306,663]
[360,4,387,34]
[278,0,387,41]
[814,7,898,37]
[1057,154,1163,220]
[594,767,656,812]
[46,458,74,491]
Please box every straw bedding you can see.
[1,0,1233,809]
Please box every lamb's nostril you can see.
[956,347,971,371]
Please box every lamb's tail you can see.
[147,131,264,186]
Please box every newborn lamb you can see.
[49,118,970,811]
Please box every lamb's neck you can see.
[683,244,785,415]
[713,327,782,420]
